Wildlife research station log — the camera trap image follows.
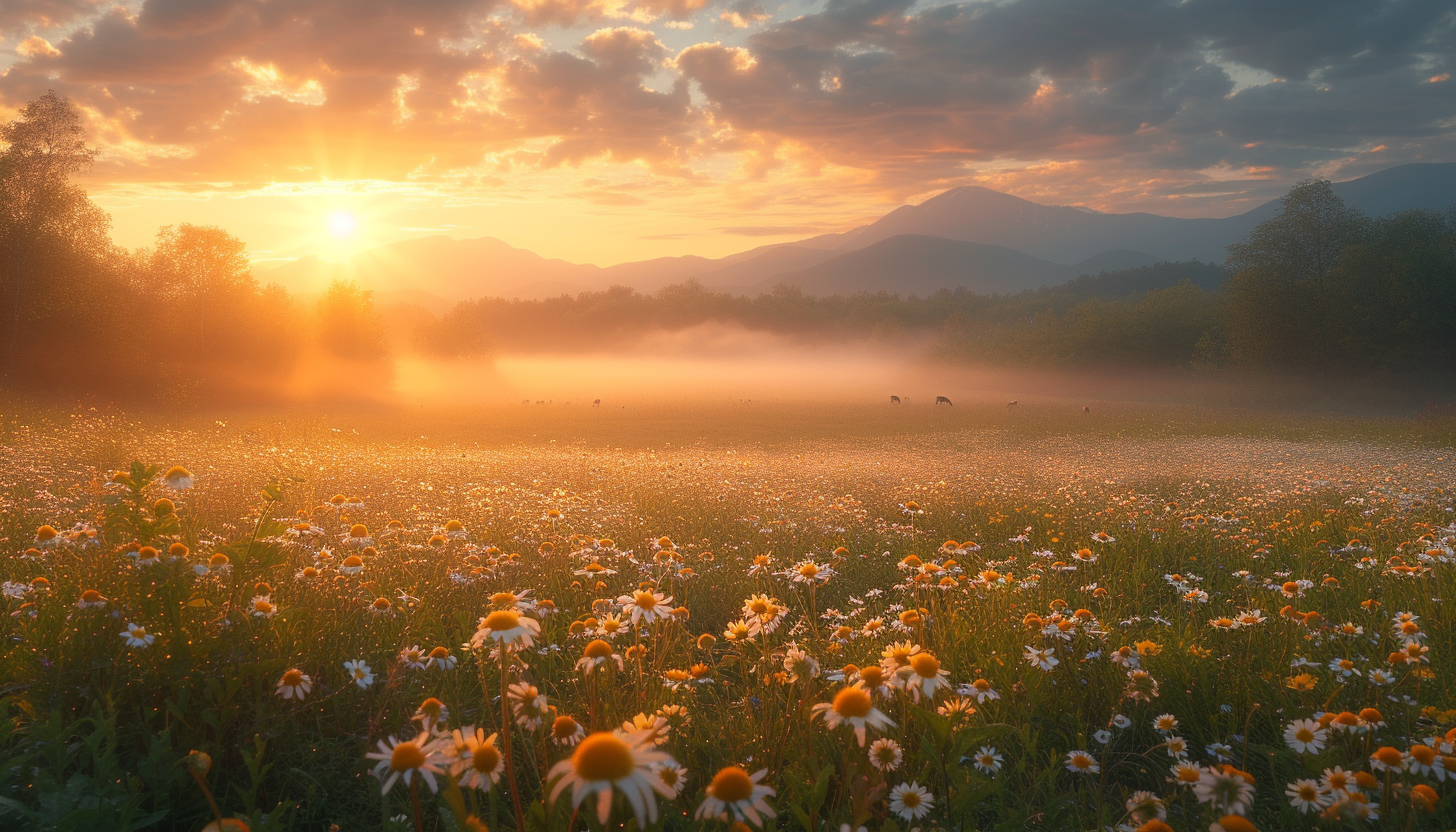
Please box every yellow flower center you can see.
[901,791,921,808]
[552,715,580,739]
[911,654,940,678]
[573,733,635,781]
[832,687,873,718]
[282,669,303,685]
[584,639,613,659]
[472,743,502,773]
[491,592,518,607]
[859,666,885,687]
[1296,728,1314,743]
[484,610,520,631]
[709,766,755,802]
[349,524,368,537]
[429,647,450,659]
[799,564,818,577]
[391,741,426,772]
[634,591,658,610]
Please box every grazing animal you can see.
[593,399,601,406]
[1007,400,1018,408]
[890,395,901,404]
[1083,405,1090,413]
[936,396,953,406]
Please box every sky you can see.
[1,0,1452,267]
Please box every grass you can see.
[0,399,1453,832]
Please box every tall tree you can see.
[1224,180,1369,369]
[0,91,111,370]
[150,224,254,354]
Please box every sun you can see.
[328,212,358,238]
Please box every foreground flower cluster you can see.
[1,411,1453,831]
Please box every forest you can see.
[3,92,1455,403]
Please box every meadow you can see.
[1,399,1454,832]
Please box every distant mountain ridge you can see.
[256,163,1456,302]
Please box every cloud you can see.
[0,0,1450,223]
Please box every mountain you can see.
[789,162,1456,264]
[753,236,1160,296]
[256,162,1456,302]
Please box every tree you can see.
[1224,180,1370,369]
[316,279,389,361]
[0,91,112,370]
[149,224,254,353]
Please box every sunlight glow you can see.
[329,212,358,238]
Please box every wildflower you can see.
[696,766,776,827]
[1126,791,1165,822]
[276,669,312,700]
[1153,713,1179,733]
[1164,736,1189,758]
[619,589,673,625]
[868,738,902,771]
[1286,779,1328,813]
[508,682,550,729]
[788,560,833,584]
[1368,746,1405,772]
[1284,719,1326,754]
[399,645,428,670]
[655,762,688,798]
[972,746,1003,774]
[812,685,896,746]
[455,728,504,792]
[1194,766,1255,815]
[1065,750,1099,774]
[937,697,976,721]
[782,645,820,682]
[965,678,1000,703]
[344,659,375,689]
[577,640,624,675]
[1210,815,1258,832]
[1093,729,1112,744]
[888,782,934,820]
[250,595,277,618]
[552,715,586,746]
[339,555,364,575]
[162,466,194,490]
[471,609,541,650]
[77,589,107,609]
[120,623,154,648]
[365,732,446,795]
[902,652,952,701]
[1024,645,1058,671]
[547,729,674,826]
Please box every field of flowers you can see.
[1,402,1454,832]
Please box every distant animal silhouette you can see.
[1083,405,1090,413]
[936,396,953,406]
[521,399,530,405]
[1007,400,1018,408]
[890,395,901,404]
[593,399,601,406]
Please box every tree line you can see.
[3,91,1454,403]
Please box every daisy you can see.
[1153,713,1179,733]
[787,560,833,584]
[120,623,154,649]
[471,609,541,650]
[425,646,457,670]
[654,762,688,798]
[1285,779,1328,813]
[901,652,952,701]
[399,645,428,670]
[1320,766,1354,796]
[489,589,537,612]
[619,589,673,625]
[276,668,312,700]
[888,782,933,821]
[971,746,1003,774]
[552,715,586,746]
[249,595,277,618]
[782,645,820,682]
[365,732,446,795]
[576,640,624,675]
[1367,668,1395,685]
[1065,750,1099,774]
[1194,767,1255,815]
[868,738,903,771]
[1283,719,1327,754]
[162,466,194,490]
[1164,736,1189,758]
[696,766,776,827]
[455,728,504,792]
[811,685,896,746]
[547,729,674,827]
[1368,746,1405,772]
[1024,645,1058,671]
[963,678,1000,703]
[508,683,551,729]
[1125,791,1165,822]
[343,659,375,689]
